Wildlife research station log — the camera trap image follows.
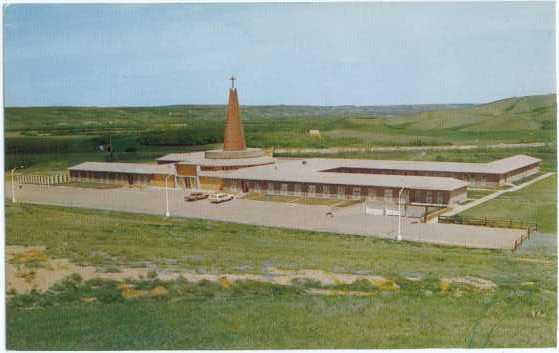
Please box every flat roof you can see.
[304,154,541,175]
[221,161,468,191]
[161,152,539,174]
[485,155,542,173]
[160,151,275,167]
[69,162,176,175]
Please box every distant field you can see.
[4,94,556,172]
[5,203,556,349]
[461,176,557,234]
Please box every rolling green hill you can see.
[384,94,556,132]
[323,94,556,146]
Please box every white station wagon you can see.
[209,193,234,204]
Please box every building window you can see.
[318,184,327,198]
[352,187,361,199]
[281,183,288,196]
[436,192,444,205]
[294,183,302,196]
[308,184,316,197]
[384,189,393,201]
[337,186,345,199]
[426,191,433,204]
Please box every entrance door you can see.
[184,177,191,190]
[241,181,249,193]
[128,175,134,185]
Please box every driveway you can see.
[6,183,524,250]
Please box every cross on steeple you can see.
[229,76,236,89]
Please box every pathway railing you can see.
[439,215,537,231]
[439,215,537,252]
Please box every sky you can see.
[4,2,556,107]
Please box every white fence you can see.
[16,174,70,186]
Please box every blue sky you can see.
[4,2,556,107]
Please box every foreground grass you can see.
[461,176,557,233]
[8,287,554,349]
[6,203,557,348]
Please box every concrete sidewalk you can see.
[6,183,524,250]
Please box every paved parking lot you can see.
[6,184,525,250]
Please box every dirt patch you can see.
[6,246,150,293]
[8,246,499,297]
[6,246,400,294]
[266,268,398,289]
[307,288,376,297]
[440,276,497,292]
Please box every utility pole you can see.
[397,187,406,241]
[11,166,24,203]
[164,175,170,217]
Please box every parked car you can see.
[185,192,209,202]
[209,193,234,204]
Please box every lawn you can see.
[461,176,557,233]
[467,189,496,199]
[5,203,557,349]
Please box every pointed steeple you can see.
[223,77,246,151]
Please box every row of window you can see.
[227,180,447,204]
[72,171,151,184]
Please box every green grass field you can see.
[5,203,557,349]
[461,176,557,233]
[467,189,496,199]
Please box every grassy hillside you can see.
[324,94,556,145]
[385,94,555,131]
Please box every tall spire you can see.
[223,77,246,151]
